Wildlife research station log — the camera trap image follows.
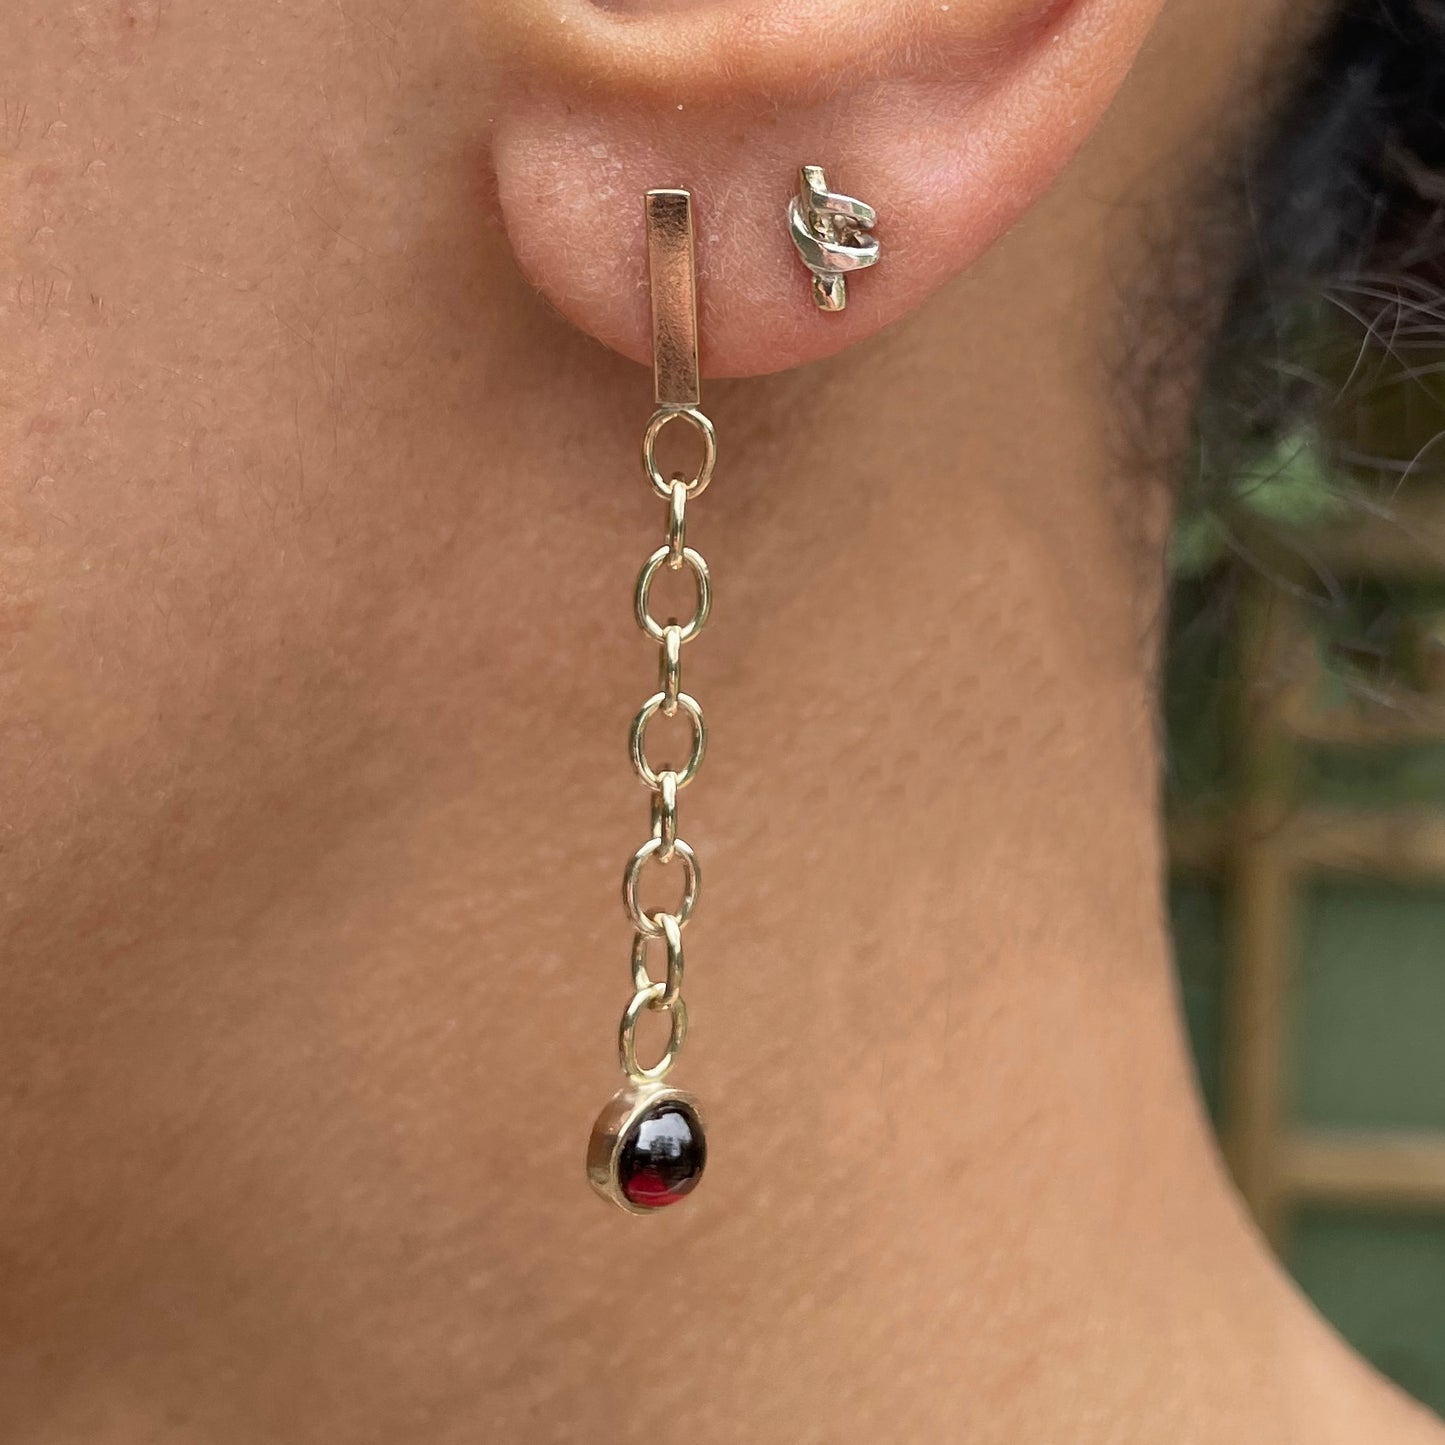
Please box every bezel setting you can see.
[586,1082,706,1215]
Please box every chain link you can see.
[651,769,679,860]
[659,624,682,716]
[629,691,705,789]
[634,544,711,644]
[630,910,685,1007]
[641,406,716,497]
[666,479,688,567]
[615,405,714,1084]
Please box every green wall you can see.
[1170,880,1445,1416]
[1167,568,1445,1418]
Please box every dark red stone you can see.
[618,1100,706,1208]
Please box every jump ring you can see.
[635,546,711,644]
[630,692,706,789]
[659,624,682,716]
[642,406,716,498]
[651,769,679,858]
[618,981,688,1082]
[630,911,685,1007]
[623,836,699,935]
[667,479,688,569]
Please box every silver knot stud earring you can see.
[787,164,880,312]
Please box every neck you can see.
[349,222,1422,1437]
[461,207,1429,1438]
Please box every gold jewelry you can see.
[787,164,880,311]
[587,189,712,1214]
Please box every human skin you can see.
[0,0,1441,1441]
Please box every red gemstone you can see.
[618,1100,706,1208]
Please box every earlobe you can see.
[486,0,1164,378]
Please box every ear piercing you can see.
[587,189,712,1214]
[787,164,880,311]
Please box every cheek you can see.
[0,8,658,1287]
[0,0,581,963]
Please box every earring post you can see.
[645,189,701,408]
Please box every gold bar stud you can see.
[645,189,701,409]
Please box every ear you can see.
[487,0,1165,378]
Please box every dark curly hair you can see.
[1190,0,1445,549]
[1211,0,1445,446]
[1162,0,1445,791]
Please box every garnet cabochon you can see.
[617,1099,707,1209]
[588,1086,708,1213]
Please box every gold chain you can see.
[616,404,715,1085]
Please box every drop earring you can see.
[787,164,880,311]
[587,190,713,1215]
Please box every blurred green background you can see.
[1167,528,1445,1414]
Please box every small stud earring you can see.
[787,165,880,312]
